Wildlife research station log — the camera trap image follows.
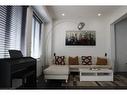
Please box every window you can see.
[31,14,42,58]
[0,6,24,58]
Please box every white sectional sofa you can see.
[43,56,113,82]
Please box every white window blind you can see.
[0,6,23,58]
[0,6,7,58]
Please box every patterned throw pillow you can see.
[55,56,65,65]
[81,56,92,65]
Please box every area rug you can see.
[62,75,99,87]
[61,74,127,88]
[77,81,98,87]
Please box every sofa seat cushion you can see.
[44,65,69,75]
[69,64,112,69]
[92,65,112,69]
[69,65,92,68]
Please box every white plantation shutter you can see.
[0,6,23,58]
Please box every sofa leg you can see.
[65,79,68,83]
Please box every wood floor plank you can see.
[96,81,117,87]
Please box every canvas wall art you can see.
[65,31,96,46]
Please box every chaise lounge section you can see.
[44,65,69,82]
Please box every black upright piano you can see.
[0,57,37,89]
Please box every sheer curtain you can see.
[31,15,42,58]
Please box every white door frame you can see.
[110,13,127,72]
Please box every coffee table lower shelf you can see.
[79,68,113,81]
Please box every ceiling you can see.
[46,6,121,20]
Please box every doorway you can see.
[114,17,127,72]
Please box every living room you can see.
[1,5,127,89]
[42,6,127,88]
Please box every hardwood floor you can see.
[36,73,127,89]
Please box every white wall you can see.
[53,18,108,57]
[44,22,53,65]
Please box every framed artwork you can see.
[65,31,96,46]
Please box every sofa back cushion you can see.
[55,56,65,65]
[96,57,107,65]
[69,56,79,65]
[81,56,92,65]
